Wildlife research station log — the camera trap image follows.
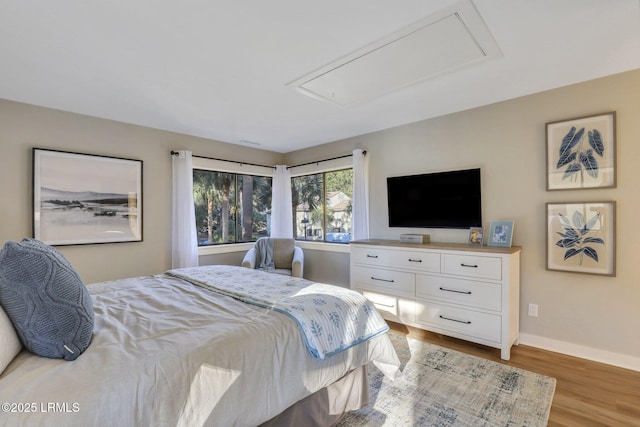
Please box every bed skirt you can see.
[260,365,369,427]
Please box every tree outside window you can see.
[193,169,272,245]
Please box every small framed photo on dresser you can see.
[468,227,484,246]
[488,221,514,248]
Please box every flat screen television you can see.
[387,168,481,229]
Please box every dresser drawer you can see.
[351,265,415,298]
[441,254,502,280]
[351,246,395,267]
[352,246,440,273]
[359,290,415,323]
[416,274,502,311]
[388,250,440,273]
[415,300,501,343]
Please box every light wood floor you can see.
[388,322,640,426]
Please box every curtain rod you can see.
[287,150,366,169]
[170,151,273,169]
[170,150,366,170]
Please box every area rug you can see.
[336,333,556,426]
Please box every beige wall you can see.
[300,247,351,286]
[0,100,283,284]
[285,69,640,367]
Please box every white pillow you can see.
[0,304,22,375]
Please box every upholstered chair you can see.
[242,237,304,278]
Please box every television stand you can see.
[349,239,521,360]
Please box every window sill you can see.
[197,240,350,256]
[198,242,254,256]
[295,241,350,253]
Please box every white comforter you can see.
[167,265,391,360]
[0,269,399,427]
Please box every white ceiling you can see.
[2,0,639,153]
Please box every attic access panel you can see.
[288,0,501,106]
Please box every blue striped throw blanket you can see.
[166,265,389,360]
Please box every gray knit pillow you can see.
[0,238,94,360]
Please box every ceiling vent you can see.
[287,0,501,106]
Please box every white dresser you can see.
[350,239,521,360]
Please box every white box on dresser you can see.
[350,239,521,360]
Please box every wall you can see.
[0,99,283,284]
[299,246,350,286]
[285,69,640,368]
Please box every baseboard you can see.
[519,333,640,372]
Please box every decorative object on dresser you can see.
[350,239,521,360]
[400,233,430,244]
[467,227,484,246]
[545,111,616,191]
[546,201,615,276]
[487,221,514,247]
[32,148,143,246]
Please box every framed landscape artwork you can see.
[546,201,615,276]
[33,148,143,245]
[546,112,616,191]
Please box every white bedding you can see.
[167,265,391,360]
[0,268,399,427]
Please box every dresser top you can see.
[350,239,522,254]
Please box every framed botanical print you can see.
[33,148,143,246]
[546,112,616,191]
[546,201,615,276]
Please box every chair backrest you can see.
[271,238,295,269]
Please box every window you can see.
[193,169,272,246]
[292,169,353,243]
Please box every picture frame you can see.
[546,201,615,276]
[468,227,484,246]
[488,221,514,248]
[546,111,616,191]
[33,148,143,246]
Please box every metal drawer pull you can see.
[460,263,478,268]
[374,302,395,308]
[439,315,471,324]
[371,276,395,283]
[408,258,422,263]
[439,287,472,295]
[366,255,379,258]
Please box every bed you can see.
[0,262,399,427]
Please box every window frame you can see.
[192,157,274,248]
[193,155,354,254]
[290,156,354,245]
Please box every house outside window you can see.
[292,168,353,243]
[193,169,272,246]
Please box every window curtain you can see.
[171,150,199,268]
[271,165,293,238]
[352,149,370,241]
